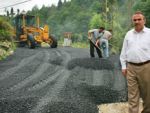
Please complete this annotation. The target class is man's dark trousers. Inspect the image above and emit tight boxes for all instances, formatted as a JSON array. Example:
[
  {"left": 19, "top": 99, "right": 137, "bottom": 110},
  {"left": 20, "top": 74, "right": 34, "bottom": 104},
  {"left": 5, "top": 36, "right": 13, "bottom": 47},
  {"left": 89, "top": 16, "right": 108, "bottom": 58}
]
[{"left": 90, "top": 40, "right": 102, "bottom": 58}]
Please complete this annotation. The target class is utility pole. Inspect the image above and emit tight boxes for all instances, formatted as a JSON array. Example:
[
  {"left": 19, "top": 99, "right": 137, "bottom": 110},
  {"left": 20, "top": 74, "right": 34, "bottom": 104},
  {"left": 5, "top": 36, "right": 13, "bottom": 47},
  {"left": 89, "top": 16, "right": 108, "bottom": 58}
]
[{"left": 105, "top": 0, "right": 109, "bottom": 28}]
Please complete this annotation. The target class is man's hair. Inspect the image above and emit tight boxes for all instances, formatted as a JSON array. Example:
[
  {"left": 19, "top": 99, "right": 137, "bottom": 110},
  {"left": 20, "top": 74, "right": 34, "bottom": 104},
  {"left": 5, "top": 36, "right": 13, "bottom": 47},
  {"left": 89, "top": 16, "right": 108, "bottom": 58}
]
[
  {"left": 133, "top": 11, "right": 145, "bottom": 19},
  {"left": 99, "top": 27, "right": 105, "bottom": 30},
  {"left": 134, "top": 11, "right": 144, "bottom": 15}
]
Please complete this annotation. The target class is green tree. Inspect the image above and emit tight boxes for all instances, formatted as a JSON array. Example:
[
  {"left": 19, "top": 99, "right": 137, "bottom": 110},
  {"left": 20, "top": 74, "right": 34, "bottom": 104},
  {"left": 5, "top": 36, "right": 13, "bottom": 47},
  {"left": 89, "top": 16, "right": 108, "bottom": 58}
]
[
  {"left": 134, "top": 0, "right": 150, "bottom": 27},
  {"left": 17, "top": 9, "right": 20, "bottom": 15},
  {"left": 58, "top": 0, "right": 62, "bottom": 9},
  {"left": 89, "top": 13, "right": 105, "bottom": 29},
  {"left": 10, "top": 7, "right": 15, "bottom": 17},
  {"left": 26, "top": 0, "right": 133, "bottom": 52},
  {"left": 7, "top": 11, "right": 9, "bottom": 17},
  {"left": 90, "top": 1, "right": 101, "bottom": 13},
  {"left": 0, "top": 17, "right": 13, "bottom": 40},
  {"left": 29, "top": 5, "right": 39, "bottom": 16}
]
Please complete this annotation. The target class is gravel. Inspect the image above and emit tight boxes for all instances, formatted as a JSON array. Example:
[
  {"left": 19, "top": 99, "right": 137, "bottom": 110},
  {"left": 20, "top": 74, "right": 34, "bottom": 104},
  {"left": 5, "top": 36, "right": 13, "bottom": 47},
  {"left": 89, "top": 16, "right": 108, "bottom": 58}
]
[{"left": 0, "top": 47, "right": 127, "bottom": 113}]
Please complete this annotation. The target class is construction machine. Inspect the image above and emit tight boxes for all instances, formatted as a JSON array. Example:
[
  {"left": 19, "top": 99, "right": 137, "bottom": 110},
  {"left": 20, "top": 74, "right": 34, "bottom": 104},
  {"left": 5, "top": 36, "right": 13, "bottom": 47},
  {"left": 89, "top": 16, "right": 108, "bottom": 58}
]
[{"left": 13, "top": 13, "right": 57, "bottom": 48}]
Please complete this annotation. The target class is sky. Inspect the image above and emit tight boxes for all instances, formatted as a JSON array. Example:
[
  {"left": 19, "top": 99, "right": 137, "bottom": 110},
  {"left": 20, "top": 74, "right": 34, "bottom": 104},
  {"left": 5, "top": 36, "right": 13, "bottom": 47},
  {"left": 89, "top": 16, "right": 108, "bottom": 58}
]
[{"left": 0, "top": 0, "right": 68, "bottom": 15}]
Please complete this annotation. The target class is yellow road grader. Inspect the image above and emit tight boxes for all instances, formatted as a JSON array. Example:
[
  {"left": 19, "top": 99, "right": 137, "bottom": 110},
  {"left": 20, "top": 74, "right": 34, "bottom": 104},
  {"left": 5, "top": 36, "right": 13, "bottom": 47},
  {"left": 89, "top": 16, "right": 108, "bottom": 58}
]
[{"left": 13, "top": 13, "right": 57, "bottom": 48}]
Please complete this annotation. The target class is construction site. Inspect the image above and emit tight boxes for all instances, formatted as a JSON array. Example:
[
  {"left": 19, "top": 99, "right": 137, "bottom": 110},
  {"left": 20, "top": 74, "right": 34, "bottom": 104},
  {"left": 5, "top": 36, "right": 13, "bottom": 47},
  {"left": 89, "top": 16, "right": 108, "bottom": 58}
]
[{"left": 0, "top": 0, "right": 148, "bottom": 113}]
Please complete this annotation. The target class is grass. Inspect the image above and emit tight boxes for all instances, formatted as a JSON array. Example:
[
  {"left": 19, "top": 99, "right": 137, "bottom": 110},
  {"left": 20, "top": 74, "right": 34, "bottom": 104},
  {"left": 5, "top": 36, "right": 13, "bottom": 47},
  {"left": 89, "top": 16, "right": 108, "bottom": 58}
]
[
  {"left": 58, "top": 40, "right": 89, "bottom": 48},
  {"left": 71, "top": 42, "right": 89, "bottom": 48}
]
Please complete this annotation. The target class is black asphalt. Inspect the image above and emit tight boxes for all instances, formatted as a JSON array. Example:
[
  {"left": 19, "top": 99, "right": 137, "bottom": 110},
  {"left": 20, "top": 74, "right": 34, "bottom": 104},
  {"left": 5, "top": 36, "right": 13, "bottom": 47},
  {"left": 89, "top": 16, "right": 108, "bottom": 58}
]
[{"left": 0, "top": 47, "right": 127, "bottom": 113}]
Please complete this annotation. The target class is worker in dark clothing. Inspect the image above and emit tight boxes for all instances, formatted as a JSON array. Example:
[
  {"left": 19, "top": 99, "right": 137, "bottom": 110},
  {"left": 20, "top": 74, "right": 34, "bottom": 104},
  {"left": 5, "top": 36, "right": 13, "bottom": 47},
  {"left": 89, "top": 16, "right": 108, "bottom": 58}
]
[{"left": 88, "top": 28, "right": 103, "bottom": 58}]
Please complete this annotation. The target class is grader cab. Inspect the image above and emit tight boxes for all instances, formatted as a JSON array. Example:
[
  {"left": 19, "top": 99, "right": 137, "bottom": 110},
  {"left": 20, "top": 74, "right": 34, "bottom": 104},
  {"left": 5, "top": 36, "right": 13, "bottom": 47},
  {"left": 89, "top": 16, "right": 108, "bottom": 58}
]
[{"left": 13, "top": 13, "right": 57, "bottom": 48}]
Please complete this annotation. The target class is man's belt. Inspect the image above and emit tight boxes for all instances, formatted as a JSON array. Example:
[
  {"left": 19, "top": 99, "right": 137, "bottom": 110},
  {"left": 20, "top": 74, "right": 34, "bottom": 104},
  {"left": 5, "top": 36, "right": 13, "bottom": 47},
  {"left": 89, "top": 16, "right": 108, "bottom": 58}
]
[{"left": 128, "top": 60, "right": 150, "bottom": 66}]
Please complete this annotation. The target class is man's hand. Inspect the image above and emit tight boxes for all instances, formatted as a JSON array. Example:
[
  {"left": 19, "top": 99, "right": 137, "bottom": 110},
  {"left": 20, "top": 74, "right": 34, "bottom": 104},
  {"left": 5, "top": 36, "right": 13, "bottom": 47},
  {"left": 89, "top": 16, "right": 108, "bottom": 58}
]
[
  {"left": 122, "top": 69, "right": 127, "bottom": 77},
  {"left": 88, "top": 32, "right": 92, "bottom": 40},
  {"left": 95, "top": 40, "right": 100, "bottom": 47},
  {"left": 88, "top": 36, "right": 92, "bottom": 40}
]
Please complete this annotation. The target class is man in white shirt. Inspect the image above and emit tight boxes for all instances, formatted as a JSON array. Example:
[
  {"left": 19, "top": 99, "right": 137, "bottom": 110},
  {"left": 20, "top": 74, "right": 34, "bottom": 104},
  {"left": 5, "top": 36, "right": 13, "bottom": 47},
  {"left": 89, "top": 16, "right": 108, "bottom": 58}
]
[{"left": 120, "top": 11, "right": 150, "bottom": 113}]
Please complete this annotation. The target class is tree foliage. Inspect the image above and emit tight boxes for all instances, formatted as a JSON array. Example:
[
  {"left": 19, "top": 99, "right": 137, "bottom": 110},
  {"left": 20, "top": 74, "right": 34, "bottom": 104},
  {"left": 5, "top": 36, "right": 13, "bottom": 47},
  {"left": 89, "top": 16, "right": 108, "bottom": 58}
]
[
  {"left": 58, "top": 0, "right": 63, "bottom": 9},
  {"left": 134, "top": 0, "right": 150, "bottom": 27},
  {"left": 89, "top": 14, "right": 104, "bottom": 29},
  {"left": 7, "top": 0, "right": 141, "bottom": 52},
  {"left": 0, "top": 17, "right": 13, "bottom": 40}
]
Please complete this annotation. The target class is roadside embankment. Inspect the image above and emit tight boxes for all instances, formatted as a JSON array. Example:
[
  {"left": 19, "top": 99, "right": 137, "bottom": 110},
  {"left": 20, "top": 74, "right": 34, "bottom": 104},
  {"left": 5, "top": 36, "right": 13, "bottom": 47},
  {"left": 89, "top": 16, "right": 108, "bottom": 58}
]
[{"left": 0, "top": 41, "right": 15, "bottom": 60}]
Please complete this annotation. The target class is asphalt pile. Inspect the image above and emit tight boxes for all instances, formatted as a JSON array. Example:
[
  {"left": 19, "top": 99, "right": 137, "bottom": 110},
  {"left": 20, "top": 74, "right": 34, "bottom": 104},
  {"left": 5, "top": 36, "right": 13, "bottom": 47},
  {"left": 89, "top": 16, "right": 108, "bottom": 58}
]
[
  {"left": 49, "top": 54, "right": 127, "bottom": 113},
  {"left": 67, "top": 58, "right": 114, "bottom": 70},
  {"left": 67, "top": 56, "right": 127, "bottom": 104},
  {"left": 0, "top": 48, "right": 127, "bottom": 113}
]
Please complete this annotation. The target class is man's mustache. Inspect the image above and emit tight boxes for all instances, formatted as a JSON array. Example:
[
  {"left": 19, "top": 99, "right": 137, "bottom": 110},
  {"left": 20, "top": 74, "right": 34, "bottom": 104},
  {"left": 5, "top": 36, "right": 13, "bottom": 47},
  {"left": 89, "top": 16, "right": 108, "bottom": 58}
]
[{"left": 134, "top": 23, "right": 140, "bottom": 26}]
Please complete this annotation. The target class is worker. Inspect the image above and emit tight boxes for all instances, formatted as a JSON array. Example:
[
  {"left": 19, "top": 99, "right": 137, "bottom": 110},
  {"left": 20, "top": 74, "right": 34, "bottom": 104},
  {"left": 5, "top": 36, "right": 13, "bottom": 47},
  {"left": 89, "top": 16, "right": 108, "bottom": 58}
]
[
  {"left": 96, "top": 27, "right": 112, "bottom": 58},
  {"left": 88, "top": 27, "right": 103, "bottom": 58}
]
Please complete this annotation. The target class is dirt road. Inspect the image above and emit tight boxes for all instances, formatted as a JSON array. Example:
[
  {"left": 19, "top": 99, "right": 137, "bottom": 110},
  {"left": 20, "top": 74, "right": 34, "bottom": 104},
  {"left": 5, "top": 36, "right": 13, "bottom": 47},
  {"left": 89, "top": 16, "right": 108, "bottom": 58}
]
[{"left": 0, "top": 47, "right": 127, "bottom": 113}]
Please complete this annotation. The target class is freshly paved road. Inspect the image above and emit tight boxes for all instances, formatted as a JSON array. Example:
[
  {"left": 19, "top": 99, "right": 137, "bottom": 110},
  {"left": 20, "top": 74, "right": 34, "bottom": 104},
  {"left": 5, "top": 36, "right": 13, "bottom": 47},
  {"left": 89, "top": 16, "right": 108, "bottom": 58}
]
[{"left": 0, "top": 47, "right": 127, "bottom": 113}]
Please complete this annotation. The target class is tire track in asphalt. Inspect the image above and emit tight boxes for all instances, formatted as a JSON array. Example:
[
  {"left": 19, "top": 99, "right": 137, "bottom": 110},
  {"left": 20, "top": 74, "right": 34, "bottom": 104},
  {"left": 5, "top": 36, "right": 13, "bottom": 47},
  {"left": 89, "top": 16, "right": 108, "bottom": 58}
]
[
  {"left": 30, "top": 70, "right": 70, "bottom": 113},
  {"left": 57, "top": 50, "right": 72, "bottom": 67},
  {"left": 55, "top": 49, "right": 62, "bottom": 57},
  {"left": 8, "top": 50, "right": 51, "bottom": 91},
  {"left": 0, "top": 51, "right": 42, "bottom": 81},
  {"left": 29, "top": 49, "right": 72, "bottom": 113},
  {"left": 27, "top": 49, "right": 65, "bottom": 91},
  {"left": 8, "top": 49, "right": 71, "bottom": 92},
  {"left": 27, "top": 69, "right": 64, "bottom": 91}
]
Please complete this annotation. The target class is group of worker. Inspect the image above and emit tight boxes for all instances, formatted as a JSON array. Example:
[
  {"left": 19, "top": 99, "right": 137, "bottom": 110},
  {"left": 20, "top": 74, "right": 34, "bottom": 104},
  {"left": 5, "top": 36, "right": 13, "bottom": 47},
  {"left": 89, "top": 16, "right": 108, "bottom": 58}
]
[
  {"left": 88, "top": 27, "right": 112, "bottom": 58},
  {"left": 88, "top": 11, "right": 150, "bottom": 113}
]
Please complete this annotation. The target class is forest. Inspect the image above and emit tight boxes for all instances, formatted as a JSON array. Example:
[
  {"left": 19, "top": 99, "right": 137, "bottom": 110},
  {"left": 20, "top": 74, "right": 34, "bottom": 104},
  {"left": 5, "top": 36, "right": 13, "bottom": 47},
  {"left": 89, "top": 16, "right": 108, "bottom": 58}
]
[{"left": 1, "top": 0, "right": 150, "bottom": 53}]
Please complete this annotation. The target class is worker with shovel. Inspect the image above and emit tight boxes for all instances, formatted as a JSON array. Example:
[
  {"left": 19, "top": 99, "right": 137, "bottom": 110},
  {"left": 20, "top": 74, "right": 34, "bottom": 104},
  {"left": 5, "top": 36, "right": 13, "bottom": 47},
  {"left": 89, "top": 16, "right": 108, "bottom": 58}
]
[{"left": 88, "top": 27, "right": 103, "bottom": 58}]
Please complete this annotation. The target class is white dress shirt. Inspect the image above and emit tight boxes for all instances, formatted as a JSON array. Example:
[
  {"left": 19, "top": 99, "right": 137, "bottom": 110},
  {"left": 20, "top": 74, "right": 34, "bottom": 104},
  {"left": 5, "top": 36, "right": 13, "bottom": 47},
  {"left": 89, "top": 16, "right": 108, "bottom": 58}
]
[{"left": 120, "top": 27, "right": 150, "bottom": 69}]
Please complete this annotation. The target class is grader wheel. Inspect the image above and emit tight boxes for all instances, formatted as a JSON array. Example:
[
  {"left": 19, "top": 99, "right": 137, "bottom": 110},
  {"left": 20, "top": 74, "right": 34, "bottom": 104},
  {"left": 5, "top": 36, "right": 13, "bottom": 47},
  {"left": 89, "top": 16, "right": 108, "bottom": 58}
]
[{"left": 50, "top": 35, "right": 57, "bottom": 48}]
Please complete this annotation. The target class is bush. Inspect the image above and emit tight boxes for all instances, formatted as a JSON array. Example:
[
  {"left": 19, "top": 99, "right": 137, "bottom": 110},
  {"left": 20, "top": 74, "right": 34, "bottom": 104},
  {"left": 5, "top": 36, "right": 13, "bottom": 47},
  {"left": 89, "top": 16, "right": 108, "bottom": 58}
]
[
  {"left": 0, "top": 17, "right": 13, "bottom": 41},
  {"left": 0, "top": 41, "right": 15, "bottom": 60}
]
